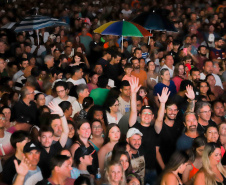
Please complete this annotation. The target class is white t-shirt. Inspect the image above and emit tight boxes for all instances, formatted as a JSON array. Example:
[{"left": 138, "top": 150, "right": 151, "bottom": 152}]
[
  {"left": 161, "top": 64, "right": 175, "bottom": 78},
  {"left": 118, "top": 96, "right": 130, "bottom": 116},
  {"left": 106, "top": 111, "right": 123, "bottom": 124},
  {"left": 66, "top": 78, "right": 86, "bottom": 86}
]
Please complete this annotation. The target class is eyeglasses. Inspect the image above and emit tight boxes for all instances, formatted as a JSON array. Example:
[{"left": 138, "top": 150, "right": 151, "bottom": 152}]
[
  {"left": 142, "top": 112, "right": 152, "bottom": 115},
  {"left": 0, "top": 117, "right": 5, "bottom": 120},
  {"left": 200, "top": 110, "right": 211, "bottom": 114},
  {"left": 93, "top": 126, "right": 102, "bottom": 130}
]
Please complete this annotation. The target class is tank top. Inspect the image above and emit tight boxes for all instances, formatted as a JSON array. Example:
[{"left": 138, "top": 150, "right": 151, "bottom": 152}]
[
  {"left": 189, "top": 163, "right": 199, "bottom": 180},
  {"left": 216, "top": 173, "right": 226, "bottom": 185}
]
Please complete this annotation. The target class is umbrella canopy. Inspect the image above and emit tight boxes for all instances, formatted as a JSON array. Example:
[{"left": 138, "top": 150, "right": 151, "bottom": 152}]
[
  {"left": 132, "top": 10, "right": 178, "bottom": 32},
  {"left": 1, "top": 15, "right": 68, "bottom": 33},
  {"left": 94, "top": 20, "right": 152, "bottom": 37}
]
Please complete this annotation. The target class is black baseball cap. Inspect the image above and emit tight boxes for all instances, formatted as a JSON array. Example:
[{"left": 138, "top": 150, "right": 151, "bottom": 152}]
[
  {"left": 16, "top": 115, "right": 30, "bottom": 124},
  {"left": 74, "top": 146, "right": 95, "bottom": 161},
  {"left": 23, "top": 142, "right": 41, "bottom": 153},
  {"left": 140, "top": 105, "right": 154, "bottom": 114}
]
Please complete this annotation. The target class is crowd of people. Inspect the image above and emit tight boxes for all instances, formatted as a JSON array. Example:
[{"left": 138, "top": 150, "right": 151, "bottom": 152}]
[{"left": 0, "top": 0, "right": 226, "bottom": 184}]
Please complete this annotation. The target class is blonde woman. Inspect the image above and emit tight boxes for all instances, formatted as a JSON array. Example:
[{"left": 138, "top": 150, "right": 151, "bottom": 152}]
[
  {"left": 194, "top": 142, "right": 226, "bottom": 185},
  {"left": 102, "top": 161, "right": 126, "bottom": 185}
]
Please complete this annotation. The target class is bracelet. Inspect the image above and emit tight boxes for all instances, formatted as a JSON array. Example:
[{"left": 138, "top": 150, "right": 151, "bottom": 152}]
[{"left": 60, "top": 115, "right": 65, "bottom": 118}]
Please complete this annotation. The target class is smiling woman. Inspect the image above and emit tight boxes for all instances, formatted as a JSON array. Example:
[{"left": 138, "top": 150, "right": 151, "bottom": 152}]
[{"left": 194, "top": 142, "right": 226, "bottom": 185}]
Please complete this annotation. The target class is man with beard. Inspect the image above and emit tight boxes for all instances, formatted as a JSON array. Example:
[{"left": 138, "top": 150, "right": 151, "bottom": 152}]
[
  {"left": 38, "top": 102, "right": 69, "bottom": 179},
  {"left": 126, "top": 128, "right": 145, "bottom": 185},
  {"left": 131, "top": 57, "right": 147, "bottom": 87},
  {"left": 211, "top": 100, "right": 225, "bottom": 125},
  {"left": 194, "top": 45, "right": 208, "bottom": 72},
  {"left": 189, "top": 68, "right": 200, "bottom": 97},
  {"left": 200, "top": 60, "right": 214, "bottom": 80},
  {"left": 176, "top": 112, "right": 199, "bottom": 151},
  {"left": 13, "top": 141, "right": 43, "bottom": 185},
  {"left": 210, "top": 38, "right": 225, "bottom": 62},
  {"left": 154, "top": 85, "right": 195, "bottom": 169}
]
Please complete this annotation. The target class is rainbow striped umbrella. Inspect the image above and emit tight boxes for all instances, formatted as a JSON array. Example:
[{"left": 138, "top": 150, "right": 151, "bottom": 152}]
[{"left": 94, "top": 20, "right": 152, "bottom": 49}]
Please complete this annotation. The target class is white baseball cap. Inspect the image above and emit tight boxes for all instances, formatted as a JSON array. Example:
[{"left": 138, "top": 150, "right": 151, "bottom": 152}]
[
  {"left": 108, "top": 79, "right": 115, "bottom": 88},
  {"left": 127, "top": 128, "right": 143, "bottom": 138}
]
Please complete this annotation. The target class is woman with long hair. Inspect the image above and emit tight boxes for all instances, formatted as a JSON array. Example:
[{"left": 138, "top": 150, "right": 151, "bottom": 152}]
[
  {"left": 197, "top": 80, "right": 216, "bottom": 102},
  {"left": 105, "top": 97, "right": 123, "bottom": 124},
  {"left": 159, "top": 151, "right": 189, "bottom": 185},
  {"left": 172, "top": 62, "right": 186, "bottom": 92},
  {"left": 98, "top": 123, "right": 121, "bottom": 177},
  {"left": 146, "top": 61, "right": 159, "bottom": 94},
  {"left": 87, "top": 72, "right": 98, "bottom": 93},
  {"left": 194, "top": 142, "right": 226, "bottom": 185},
  {"left": 70, "top": 119, "right": 99, "bottom": 176},
  {"left": 89, "top": 119, "right": 104, "bottom": 152},
  {"left": 182, "top": 136, "right": 206, "bottom": 184},
  {"left": 205, "top": 74, "right": 224, "bottom": 99},
  {"left": 111, "top": 151, "right": 133, "bottom": 176},
  {"left": 103, "top": 161, "right": 126, "bottom": 185}
]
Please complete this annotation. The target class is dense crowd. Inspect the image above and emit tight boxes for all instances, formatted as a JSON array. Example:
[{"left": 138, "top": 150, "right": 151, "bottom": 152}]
[{"left": 0, "top": 0, "right": 226, "bottom": 185}]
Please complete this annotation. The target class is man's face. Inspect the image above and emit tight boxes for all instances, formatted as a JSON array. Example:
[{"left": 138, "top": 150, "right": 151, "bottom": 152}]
[
  {"left": 65, "top": 47, "right": 72, "bottom": 56},
  {"left": 191, "top": 71, "right": 200, "bottom": 82},
  {"left": 0, "top": 42, "right": 6, "bottom": 52},
  {"left": 213, "top": 102, "right": 225, "bottom": 117},
  {"left": 0, "top": 59, "right": 6, "bottom": 70},
  {"left": 132, "top": 59, "right": 140, "bottom": 69},
  {"left": 21, "top": 60, "right": 29, "bottom": 69},
  {"left": 94, "top": 65, "right": 103, "bottom": 75},
  {"left": 128, "top": 134, "right": 142, "bottom": 150},
  {"left": 75, "top": 68, "right": 83, "bottom": 79},
  {"left": 165, "top": 104, "right": 179, "bottom": 120},
  {"left": 184, "top": 114, "right": 198, "bottom": 132},
  {"left": 39, "top": 131, "right": 53, "bottom": 148},
  {"left": 24, "top": 149, "right": 40, "bottom": 167},
  {"left": 134, "top": 50, "right": 142, "bottom": 59},
  {"left": 26, "top": 87, "right": 35, "bottom": 101},
  {"left": 141, "top": 109, "right": 154, "bottom": 125},
  {"left": 198, "top": 105, "right": 211, "bottom": 122},
  {"left": 213, "top": 63, "right": 220, "bottom": 74},
  {"left": 216, "top": 40, "right": 224, "bottom": 48},
  {"left": 54, "top": 51, "right": 61, "bottom": 58},
  {"left": 114, "top": 56, "right": 121, "bottom": 64},
  {"left": 57, "top": 73, "right": 63, "bottom": 79},
  {"left": 51, "top": 119, "right": 62, "bottom": 137},
  {"left": 165, "top": 55, "right": 174, "bottom": 67},
  {"left": 56, "top": 86, "right": 67, "bottom": 99},
  {"left": 203, "top": 61, "right": 213, "bottom": 74},
  {"left": 199, "top": 47, "right": 207, "bottom": 55},
  {"left": 120, "top": 86, "right": 131, "bottom": 97},
  {"left": 58, "top": 159, "right": 73, "bottom": 178}
]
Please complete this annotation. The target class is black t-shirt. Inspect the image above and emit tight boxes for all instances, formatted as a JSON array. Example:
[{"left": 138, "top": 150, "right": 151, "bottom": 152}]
[
  {"left": 38, "top": 141, "right": 63, "bottom": 179},
  {"left": 158, "top": 119, "right": 184, "bottom": 164},
  {"left": 2, "top": 155, "right": 20, "bottom": 184},
  {"left": 197, "top": 120, "right": 217, "bottom": 136},
  {"left": 11, "top": 100, "right": 38, "bottom": 126},
  {"left": 132, "top": 122, "right": 159, "bottom": 170}
]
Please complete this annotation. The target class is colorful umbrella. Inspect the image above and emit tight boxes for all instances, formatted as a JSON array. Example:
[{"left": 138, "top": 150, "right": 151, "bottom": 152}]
[{"left": 94, "top": 20, "right": 152, "bottom": 50}]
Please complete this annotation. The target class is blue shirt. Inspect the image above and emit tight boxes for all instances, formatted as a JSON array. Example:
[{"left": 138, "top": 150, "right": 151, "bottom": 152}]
[{"left": 153, "top": 81, "right": 177, "bottom": 97}]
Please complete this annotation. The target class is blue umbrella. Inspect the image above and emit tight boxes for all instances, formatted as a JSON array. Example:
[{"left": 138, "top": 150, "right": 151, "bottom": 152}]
[
  {"left": 132, "top": 10, "right": 178, "bottom": 32},
  {"left": 1, "top": 15, "right": 68, "bottom": 44}
]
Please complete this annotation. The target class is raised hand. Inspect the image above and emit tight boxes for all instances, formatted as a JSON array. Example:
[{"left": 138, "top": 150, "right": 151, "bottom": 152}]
[
  {"left": 157, "top": 87, "right": 171, "bottom": 103},
  {"left": 185, "top": 85, "right": 195, "bottom": 100},
  {"left": 129, "top": 77, "right": 141, "bottom": 94},
  {"left": 14, "top": 156, "right": 30, "bottom": 177},
  {"left": 48, "top": 102, "right": 64, "bottom": 116}
]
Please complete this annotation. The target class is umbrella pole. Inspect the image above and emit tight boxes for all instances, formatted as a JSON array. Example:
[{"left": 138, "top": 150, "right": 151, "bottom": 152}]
[
  {"left": 37, "top": 30, "right": 39, "bottom": 45},
  {"left": 121, "top": 36, "right": 123, "bottom": 52},
  {"left": 148, "top": 30, "right": 151, "bottom": 45}
]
